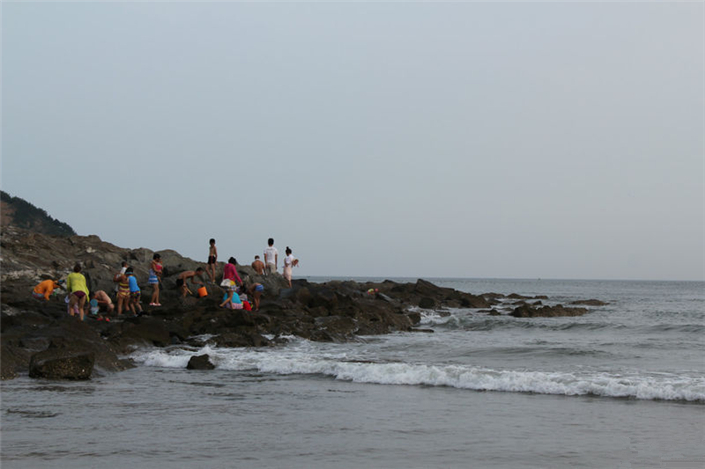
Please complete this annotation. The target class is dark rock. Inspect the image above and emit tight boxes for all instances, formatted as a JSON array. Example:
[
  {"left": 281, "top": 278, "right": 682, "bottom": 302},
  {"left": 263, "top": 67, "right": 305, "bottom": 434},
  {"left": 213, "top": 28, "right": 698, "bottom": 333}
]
[
  {"left": 480, "top": 309, "right": 502, "bottom": 316},
  {"left": 406, "top": 311, "right": 422, "bottom": 325},
  {"left": 29, "top": 349, "right": 94, "bottom": 380},
  {"left": 211, "top": 332, "right": 270, "bottom": 348},
  {"left": 508, "top": 293, "right": 530, "bottom": 300},
  {"left": 187, "top": 354, "right": 215, "bottom": 370},
  {"left": 570, "top": 299, "right": 608, "bottom": 306},
  {"left": 314, "top": 316, "right": 358, "bottom": 341},
  {"left": 114, "top": 317, "right": 171, "bottom": 348},
  {"left": 511, "top": 304, "right": 589, "bottom": 318},
  {"left": 418, "top": 297, "right": 436, "bottom": 309}
]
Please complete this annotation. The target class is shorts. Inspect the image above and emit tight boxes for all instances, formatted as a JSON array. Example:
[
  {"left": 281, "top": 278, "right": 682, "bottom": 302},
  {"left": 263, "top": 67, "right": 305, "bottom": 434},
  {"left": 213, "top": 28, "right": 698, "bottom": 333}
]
[
  {"left": 255, "top": 284, "right": 264, "bottom": 292},
  {"left": 208, "top": 256, "right": 216, "bottom": 265},
  {"left": 148, "top": 274, "right": 159, "bottom": 285},
  {"left": 131, "top": 291, "right": 141, "bottom": 299},
  {"left": 72, "top": 291, "right": 86, "bottom": 299},
  {"left": 176, "top": 279, "right": 184, "bottom": 287},
  {"left": 266, "top": 264, "right": 276, "bottom": 274}
]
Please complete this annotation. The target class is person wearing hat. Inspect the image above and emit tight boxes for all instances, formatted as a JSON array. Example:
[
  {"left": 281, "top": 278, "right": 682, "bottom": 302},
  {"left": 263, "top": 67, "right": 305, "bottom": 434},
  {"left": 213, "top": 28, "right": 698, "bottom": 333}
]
[{"left": 32, "top": 279, "right": 64, "bottom": 300}]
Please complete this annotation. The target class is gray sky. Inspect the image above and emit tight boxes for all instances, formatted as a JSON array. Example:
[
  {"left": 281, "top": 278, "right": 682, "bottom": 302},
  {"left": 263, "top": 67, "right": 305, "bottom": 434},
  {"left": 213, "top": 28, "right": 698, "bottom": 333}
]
[{"left": 2, "top": 1, "right": 703, "bottom": 280}]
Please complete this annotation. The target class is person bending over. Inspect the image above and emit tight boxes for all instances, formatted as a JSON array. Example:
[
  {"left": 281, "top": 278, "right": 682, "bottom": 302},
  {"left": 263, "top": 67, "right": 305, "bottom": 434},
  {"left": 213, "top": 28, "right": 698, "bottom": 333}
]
[{"left": 178, "top": 268, "right": 206, "bottom": 297}]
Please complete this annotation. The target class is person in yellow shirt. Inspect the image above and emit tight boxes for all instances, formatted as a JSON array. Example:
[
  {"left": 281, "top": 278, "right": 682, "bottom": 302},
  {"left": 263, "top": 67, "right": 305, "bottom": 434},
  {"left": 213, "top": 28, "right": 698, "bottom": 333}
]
[
  {"left": 32, "top": 279, "right": 64, "bottom": 300},
  {"left": 66, "top": 263, "right": 89, "bottom": 321}
]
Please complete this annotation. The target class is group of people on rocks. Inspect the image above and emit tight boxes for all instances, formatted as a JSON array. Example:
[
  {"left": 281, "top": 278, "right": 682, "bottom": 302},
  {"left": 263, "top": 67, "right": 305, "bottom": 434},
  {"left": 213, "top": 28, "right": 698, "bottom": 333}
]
[{"left": 31, "top": 237, "right": 299, "bottom": 321}]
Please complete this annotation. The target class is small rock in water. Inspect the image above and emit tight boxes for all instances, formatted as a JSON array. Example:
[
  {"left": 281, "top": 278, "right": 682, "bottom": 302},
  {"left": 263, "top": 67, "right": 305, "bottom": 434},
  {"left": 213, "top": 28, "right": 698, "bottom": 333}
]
[{"left": 187, "top": 354, "right": 215, "bottom": 370}]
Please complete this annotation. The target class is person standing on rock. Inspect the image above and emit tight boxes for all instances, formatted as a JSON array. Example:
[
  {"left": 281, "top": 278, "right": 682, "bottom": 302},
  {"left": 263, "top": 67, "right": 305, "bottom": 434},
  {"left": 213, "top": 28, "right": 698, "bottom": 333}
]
[
  {"left": 149, "top": 253, "right": 163, "bottom": 306},
  {"left": 66, "top": 263, "right": 89, "bottom": 321},
  {"left": 207, "top": 238, "right": 218, "bottom": 283},
  {"left": 219, "top": 257, "right": 243, "bottom": 308},
  {"left": 177, "top": 268, "right": 206, "bottom": 298},
  {"left": 114, "top": 261, "right": 128, "bottom": 300},
  {"left": 264, "top": 238, "right": 278, "bottom": 274},
  {"left": 283, "top": 247, "right": 299, "bottom": 288},
  {"left": 114, "top": 268, "right": 131, "bottom": 316},
  {"left": 126, "top": 268, "right": 144, "bottom": 316}
]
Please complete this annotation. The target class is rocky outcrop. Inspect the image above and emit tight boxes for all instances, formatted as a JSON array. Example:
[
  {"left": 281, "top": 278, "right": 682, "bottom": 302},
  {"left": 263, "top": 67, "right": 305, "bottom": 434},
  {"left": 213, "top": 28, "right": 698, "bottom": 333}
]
[
  {"left": 1, "top": 226, "right": 603, "bottom": 380},
  {"left": 510, "top": 304, "right": 589, "bottom": 318}
]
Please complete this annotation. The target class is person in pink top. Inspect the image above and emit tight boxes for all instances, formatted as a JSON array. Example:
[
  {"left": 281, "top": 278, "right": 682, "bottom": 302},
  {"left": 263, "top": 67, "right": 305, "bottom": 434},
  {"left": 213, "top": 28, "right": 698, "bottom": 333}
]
[{"left": 219, "top": 257, "right": 243, "bottom": 308}]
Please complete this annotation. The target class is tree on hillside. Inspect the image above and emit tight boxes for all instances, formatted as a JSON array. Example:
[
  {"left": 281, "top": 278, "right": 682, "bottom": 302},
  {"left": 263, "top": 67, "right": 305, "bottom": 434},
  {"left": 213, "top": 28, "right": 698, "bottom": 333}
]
[{"left": 1, "top": 191, "right": 76, "bottom": 237}]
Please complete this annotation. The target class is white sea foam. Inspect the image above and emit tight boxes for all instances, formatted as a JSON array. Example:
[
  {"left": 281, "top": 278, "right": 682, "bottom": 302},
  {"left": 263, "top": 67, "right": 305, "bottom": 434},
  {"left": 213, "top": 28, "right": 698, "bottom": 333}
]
[
  {"left": 130, "top": 345, "right": 705, "bottom": 402},
  {"left": 415, "top": 309, "right": 458, "bottom": 326}
]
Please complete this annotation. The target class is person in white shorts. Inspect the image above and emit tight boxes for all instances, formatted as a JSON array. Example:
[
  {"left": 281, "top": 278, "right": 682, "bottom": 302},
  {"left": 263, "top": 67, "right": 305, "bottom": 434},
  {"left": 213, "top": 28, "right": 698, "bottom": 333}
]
[{"left": 264, "top": 238, "right": 278, "bottom": 274}]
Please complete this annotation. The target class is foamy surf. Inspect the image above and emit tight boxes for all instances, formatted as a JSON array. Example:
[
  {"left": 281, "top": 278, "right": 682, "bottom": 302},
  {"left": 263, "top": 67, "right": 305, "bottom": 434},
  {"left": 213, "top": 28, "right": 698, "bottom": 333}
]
[{"left": 130, "top": 345, "right": 705, "bottom": 403}]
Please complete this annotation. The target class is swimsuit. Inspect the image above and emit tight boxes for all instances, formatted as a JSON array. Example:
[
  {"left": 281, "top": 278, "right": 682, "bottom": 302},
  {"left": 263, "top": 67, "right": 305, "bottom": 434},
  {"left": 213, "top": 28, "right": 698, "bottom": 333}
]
[
  {"left": 208, "top": 256, "right": 216, "bottom": 264},
  {"left": 118, "top": 278, "right": 130, "bottom": 299},
  {"left": 148, "top": 269, "right": 159, "bottom": 285}
]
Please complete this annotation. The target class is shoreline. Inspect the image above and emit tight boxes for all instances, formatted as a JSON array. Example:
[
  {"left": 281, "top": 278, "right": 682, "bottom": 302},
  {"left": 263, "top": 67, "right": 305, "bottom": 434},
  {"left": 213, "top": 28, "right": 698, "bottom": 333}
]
[{"left": 1, "top": 227, "right": 599, "bottom": 381}]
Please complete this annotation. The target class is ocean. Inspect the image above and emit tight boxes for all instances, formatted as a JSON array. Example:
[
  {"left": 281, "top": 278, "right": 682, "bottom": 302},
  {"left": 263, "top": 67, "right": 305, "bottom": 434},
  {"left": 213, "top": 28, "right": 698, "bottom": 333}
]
[{"left": 2, "top": 278, "right": 704, "bottom": 468}]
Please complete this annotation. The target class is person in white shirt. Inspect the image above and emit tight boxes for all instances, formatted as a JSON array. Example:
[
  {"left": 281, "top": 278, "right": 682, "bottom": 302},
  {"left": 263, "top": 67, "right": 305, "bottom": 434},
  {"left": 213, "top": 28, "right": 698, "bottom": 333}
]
[
  {"left": 264, "top": 238, "right": 278, "bottom": 274},
  {"left": 283, "top": 246, "right": 299, "bottom": 288}
]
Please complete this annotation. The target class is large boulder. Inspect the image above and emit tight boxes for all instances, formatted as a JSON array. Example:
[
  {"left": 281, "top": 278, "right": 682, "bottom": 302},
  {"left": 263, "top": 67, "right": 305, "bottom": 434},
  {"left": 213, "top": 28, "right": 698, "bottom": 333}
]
[{"left": 29, "top": 349, "right": 95, "bottom": 380}]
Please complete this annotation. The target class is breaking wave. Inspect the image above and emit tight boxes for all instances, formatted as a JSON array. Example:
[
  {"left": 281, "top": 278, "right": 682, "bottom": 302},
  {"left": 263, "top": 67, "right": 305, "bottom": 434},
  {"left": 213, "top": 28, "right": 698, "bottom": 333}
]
[{"left": 131, "top": 345, "right": 705, "bottom": 403}]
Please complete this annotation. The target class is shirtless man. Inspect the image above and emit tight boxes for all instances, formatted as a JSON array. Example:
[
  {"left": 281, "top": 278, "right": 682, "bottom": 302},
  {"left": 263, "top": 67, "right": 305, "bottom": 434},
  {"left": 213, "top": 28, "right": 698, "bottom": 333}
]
[
  {"left": 207, "top": 238, "right": 218, "bottom": 283},
  {"left": 93, "top": 290, "right": 115, "bottom": 314},
  {"left": 251, "top": 256, "right": 265, "bottom": 275},
  {"left": 177, "top": 268, "right": 205, "bottom": 297}
]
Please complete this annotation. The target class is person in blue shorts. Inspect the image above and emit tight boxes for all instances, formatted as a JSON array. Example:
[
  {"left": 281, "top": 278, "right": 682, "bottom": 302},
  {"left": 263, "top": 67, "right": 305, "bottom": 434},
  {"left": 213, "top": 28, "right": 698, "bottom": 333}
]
[{"left": 247, "top": 283, "right": 264, "bottom": 311}]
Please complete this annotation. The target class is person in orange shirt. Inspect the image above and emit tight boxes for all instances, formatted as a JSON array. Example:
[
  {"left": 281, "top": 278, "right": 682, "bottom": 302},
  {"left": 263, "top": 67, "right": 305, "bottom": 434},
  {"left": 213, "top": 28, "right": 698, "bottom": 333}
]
[{"left": 32, "top": 279, "right": 64, "bottom": 300}]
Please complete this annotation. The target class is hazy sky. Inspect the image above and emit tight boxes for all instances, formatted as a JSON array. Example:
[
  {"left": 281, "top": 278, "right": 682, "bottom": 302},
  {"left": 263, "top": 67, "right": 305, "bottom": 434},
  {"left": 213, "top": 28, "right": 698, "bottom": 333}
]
[{"left": 2, "top": 1, "right": 703, "bottom": 280}]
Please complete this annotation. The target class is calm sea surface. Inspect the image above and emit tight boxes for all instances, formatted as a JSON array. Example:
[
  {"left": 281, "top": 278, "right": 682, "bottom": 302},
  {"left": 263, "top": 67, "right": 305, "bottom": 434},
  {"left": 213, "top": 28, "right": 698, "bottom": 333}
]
[{"left": 2, "top": 278, "right": 704, "bottom": 468}]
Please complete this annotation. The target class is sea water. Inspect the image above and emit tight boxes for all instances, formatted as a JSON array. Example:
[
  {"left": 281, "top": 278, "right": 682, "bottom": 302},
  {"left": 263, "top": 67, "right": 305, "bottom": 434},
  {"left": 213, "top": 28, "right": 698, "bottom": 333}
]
[{"left": 2, "top": 278, "right": 704, "bottom": 468}]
